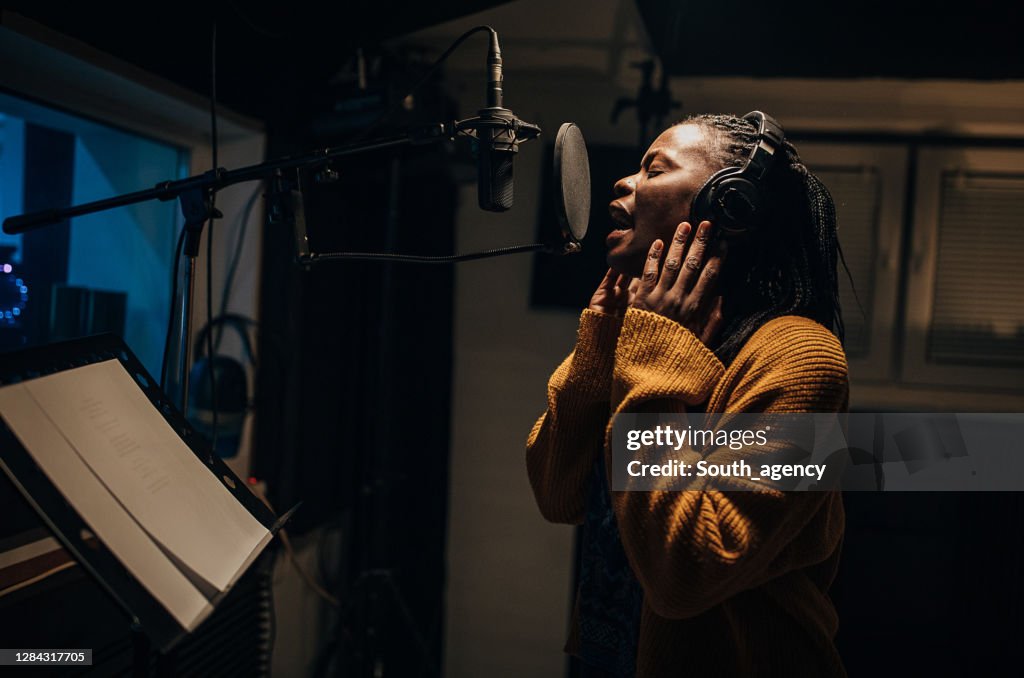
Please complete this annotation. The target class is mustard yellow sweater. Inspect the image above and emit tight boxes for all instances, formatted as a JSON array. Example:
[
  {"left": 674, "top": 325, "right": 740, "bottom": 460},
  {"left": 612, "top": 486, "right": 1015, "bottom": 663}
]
[{"left": 527, "top": 308, "right": 849, "bottom": 677}]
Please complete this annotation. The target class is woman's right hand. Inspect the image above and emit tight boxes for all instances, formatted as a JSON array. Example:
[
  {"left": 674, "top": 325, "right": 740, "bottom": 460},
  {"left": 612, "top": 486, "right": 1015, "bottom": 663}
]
[{"left": 588, "top": 268, "right": 636, "bottom": 318}]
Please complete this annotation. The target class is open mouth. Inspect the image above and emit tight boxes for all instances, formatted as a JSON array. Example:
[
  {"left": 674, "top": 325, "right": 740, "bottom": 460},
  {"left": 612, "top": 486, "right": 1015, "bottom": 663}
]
[
  {"left": 606, "top": 204, "right": 633, "bottom": 247},
  {"left": 608, "top": 204, "right": 633, "bottom": 232}
]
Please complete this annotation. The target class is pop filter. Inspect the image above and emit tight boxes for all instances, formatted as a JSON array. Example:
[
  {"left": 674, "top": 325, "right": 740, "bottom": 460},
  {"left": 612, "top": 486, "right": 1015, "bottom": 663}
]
[{"left": 550, "top": 122, "right": 590, "bottom": 253}]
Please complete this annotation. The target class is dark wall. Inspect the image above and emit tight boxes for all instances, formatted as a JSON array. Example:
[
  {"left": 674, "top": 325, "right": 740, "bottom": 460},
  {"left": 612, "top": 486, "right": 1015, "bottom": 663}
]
[
  {"left": 637, "top": 0, "right": 1024, "bottom": 79},
  {"left": 252, "top": 65, "right": 460, "bottom": 672},
  {"left": 833, "top": 493, "right": 1024, "bottom": 675}
]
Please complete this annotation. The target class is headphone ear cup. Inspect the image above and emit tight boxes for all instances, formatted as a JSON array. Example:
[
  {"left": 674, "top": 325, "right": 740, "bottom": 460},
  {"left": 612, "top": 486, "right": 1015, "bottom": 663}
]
[
  {"left": 713, "top": 177, "right": 764, "bottom": 237},
  {"left": 187, "top": 355, "right": 249, "bottom": 459},
  {"left": 690, "top": 168, "right": 730, "bottom": 227}
]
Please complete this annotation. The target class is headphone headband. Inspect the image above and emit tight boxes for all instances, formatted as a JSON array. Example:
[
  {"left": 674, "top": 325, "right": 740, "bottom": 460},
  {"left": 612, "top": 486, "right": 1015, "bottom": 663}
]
[{"left": 740, "top": 111, "right": 785, "bottom": 182}]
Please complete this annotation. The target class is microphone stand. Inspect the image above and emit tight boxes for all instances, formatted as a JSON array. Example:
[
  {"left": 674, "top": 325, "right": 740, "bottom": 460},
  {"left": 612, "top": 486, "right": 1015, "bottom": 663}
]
[
  {"left": 2, "top": 110, "right": 553, "bottom": 412},
  {"left": 3, "top": 127, "right": 442, "bottom": 413}
]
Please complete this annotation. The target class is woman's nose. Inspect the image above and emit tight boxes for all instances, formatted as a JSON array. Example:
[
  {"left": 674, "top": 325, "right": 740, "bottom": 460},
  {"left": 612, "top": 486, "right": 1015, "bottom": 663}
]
[{"left": 612, "top": 174, "right": 636, "bottom": 198}]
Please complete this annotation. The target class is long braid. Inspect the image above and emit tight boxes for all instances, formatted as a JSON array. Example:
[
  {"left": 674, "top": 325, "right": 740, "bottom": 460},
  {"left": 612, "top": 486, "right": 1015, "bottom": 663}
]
[{"left": 678, "top": 114, "right": 848, "bottom": 365}]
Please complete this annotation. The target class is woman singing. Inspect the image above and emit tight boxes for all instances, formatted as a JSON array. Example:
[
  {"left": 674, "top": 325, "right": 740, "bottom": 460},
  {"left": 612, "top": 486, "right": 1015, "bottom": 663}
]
[{"left": 526, "top": 112, "right": 849, "bottom": 677}]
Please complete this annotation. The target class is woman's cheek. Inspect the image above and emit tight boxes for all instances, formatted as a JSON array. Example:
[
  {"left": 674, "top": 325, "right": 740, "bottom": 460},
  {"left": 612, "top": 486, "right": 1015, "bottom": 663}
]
[{"left": 640, "top": 196, "right": 683, "bottom": 237}]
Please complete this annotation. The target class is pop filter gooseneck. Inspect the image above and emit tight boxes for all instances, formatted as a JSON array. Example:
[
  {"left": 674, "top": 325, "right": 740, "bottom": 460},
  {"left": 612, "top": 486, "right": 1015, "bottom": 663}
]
[{"left": 308, "top": 121, "right": 592, "bottom": 265}]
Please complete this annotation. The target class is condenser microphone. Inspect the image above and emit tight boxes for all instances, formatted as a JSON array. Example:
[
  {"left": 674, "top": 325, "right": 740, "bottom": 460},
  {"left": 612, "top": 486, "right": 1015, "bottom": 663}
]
[
  {"left": 471, "top": 30, "right": 540, "bottom": 212},
  {"left": 477, "top": 110, "right": 516, "bottom": 212}
]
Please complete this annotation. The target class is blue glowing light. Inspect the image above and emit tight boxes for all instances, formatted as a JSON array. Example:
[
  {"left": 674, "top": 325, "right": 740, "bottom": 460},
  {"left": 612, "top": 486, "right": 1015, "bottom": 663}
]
[{"left": 0, "top": 263, "right": 28, "bottom": 325}]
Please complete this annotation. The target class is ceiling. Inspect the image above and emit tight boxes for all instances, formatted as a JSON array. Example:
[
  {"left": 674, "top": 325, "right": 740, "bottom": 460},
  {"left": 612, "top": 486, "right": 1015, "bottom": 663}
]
[
  {"left": 15, "top": 2, "right": 513, "bottom": 122},
  {"left": 14, "top": 0, "right": 1023, "bottom": 131}
]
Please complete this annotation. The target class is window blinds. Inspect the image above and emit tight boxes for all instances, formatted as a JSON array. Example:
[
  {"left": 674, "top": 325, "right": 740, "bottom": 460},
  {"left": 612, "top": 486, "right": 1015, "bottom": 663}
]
[{"left": 927, "top": 173, "right": 1024, "bottom": 367}]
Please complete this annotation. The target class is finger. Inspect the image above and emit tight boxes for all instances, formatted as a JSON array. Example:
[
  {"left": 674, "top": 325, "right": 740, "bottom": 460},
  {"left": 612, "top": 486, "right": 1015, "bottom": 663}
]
[
  {"left": 598, "top": 267, "right": 618, "bottom": 291},
  {"left": 657, "top": 222, "right": 691, "bottom": 292},
  {"left": 639, "top": 240, "right": 664, "bottom": 291},
  {"left": 676, "top": 220, "right": 713, "bottom": 292},
  {"left": 613, "top": 273, "right": 633, "bottom": 305},
  {"left": 691, "top": 239, "right": 726, "bottom": 308}
]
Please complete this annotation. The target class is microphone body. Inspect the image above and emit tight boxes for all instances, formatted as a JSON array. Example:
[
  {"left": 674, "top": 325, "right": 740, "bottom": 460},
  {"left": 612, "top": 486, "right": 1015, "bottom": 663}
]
[{"left": 476, "top": 107, "right": 517, "bottom": 212}]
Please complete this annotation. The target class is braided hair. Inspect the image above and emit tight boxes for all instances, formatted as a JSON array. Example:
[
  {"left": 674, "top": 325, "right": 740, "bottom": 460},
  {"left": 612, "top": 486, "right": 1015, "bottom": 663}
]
[{"left": 678, "top": 114, "right": 848, "bottom": 366}]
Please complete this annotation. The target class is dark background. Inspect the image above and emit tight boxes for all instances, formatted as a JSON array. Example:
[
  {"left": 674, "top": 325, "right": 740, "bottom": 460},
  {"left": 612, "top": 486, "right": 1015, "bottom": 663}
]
[{"left": 17, "top": 1, "right": 1024, "bottom": 126}]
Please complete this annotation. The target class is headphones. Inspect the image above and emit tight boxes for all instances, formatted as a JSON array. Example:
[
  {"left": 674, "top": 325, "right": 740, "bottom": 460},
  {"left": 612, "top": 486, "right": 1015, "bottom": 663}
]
[
  {"left": 690, "top": 110, "right": 786, "bottom": 239},
  {"left": 193, "top": 313, "right": 257, "bottom": 367},
  {"left": 188, "top": 313, "right": 257, "bottom": 459}
]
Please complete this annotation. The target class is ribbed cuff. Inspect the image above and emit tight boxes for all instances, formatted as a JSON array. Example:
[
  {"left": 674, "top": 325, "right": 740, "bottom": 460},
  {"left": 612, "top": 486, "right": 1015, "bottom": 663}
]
[
  {"left": 613, "top": 307, "right": 725, "bottom": 406},
  {"left": 564, "top": 309, "right": 624, "bottom": 397}
]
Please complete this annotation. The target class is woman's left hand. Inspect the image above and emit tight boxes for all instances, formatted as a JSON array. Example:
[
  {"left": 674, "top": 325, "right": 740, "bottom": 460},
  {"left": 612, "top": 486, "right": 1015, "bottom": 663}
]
[{"left": 630, "top": 220, "right": 727, "bottom": 346}]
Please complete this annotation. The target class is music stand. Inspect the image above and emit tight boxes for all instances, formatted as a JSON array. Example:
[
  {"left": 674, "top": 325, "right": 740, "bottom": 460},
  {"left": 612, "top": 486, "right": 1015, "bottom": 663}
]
[{"left": 0, "top": 333, "right": 292, "bottom": 653}]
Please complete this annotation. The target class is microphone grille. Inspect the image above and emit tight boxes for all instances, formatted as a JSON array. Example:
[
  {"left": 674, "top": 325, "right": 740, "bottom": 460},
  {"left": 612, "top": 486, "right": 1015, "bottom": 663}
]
[{"left": 479, "top": 149, "right": 514, "bottom": 212}]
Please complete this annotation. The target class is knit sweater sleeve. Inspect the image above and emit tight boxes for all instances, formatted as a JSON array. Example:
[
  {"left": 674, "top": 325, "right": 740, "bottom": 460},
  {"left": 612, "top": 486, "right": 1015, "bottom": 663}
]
[
  {"left": 526, "top": 309, "right": 623, "bottom": 525},
  {"left": 608, "top": 308, "right": 848, "bottom": 619}
]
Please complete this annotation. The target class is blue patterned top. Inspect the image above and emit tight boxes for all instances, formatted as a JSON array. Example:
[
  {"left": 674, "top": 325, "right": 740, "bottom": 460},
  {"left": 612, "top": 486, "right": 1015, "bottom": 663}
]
[{"left": 578, "top": 455, "right": 644, "bottom": 677}]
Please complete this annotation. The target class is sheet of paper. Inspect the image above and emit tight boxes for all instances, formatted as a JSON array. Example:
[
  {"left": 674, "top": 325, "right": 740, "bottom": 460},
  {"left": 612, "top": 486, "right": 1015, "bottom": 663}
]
[
  {"left": 0, "top": 385, "right": 212, "bottom": 630},
  {"left": 19, "top": 359, "right": 270, "bottom": 592}
]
